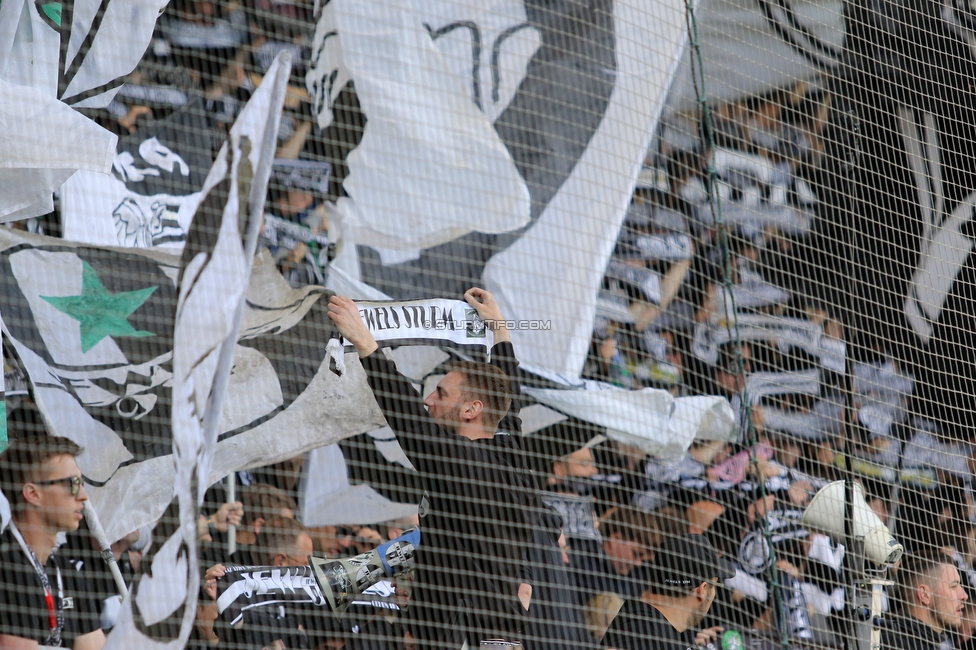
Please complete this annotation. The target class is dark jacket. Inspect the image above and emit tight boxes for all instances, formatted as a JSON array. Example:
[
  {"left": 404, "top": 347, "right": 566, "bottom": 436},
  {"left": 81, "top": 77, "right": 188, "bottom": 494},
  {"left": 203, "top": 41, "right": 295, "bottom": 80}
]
[
  {"left": 880, "top": 614, "right": 950, "bottom": 650},
  {"left": 522, "top": 508, "right": 599, "bottom": 650},
  {"left": 360, "top": 341, "right": 539, "bottom": 646}
]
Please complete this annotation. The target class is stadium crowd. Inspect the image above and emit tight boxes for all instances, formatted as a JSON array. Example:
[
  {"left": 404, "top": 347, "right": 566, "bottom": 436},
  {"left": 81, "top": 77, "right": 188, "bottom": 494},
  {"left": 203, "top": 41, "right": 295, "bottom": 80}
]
[{"left": 1, "top": 1, "right": 976, "bottom": 650}]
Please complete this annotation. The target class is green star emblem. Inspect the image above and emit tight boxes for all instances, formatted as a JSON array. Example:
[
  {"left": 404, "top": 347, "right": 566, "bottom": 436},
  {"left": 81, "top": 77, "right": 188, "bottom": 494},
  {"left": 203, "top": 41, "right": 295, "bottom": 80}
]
[{"left": 42, "top": 261, "right": 158, "bottom": 353}]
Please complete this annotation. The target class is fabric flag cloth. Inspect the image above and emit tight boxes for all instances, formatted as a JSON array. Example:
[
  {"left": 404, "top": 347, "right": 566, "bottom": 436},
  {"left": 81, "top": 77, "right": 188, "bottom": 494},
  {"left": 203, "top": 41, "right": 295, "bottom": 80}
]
[
  {"left": 307, "top": 0, "right": 686, "bottom": 382},
  {"left": 0, "top": 79, "right": 117, "bottom": 221},
  {"left": 806, "top": 0, "right": 976, "bottom": 438},
  {"left": 0, "top": 58, "right": 389, "bottom": 544},
  {"left": 300, "top": 441, "right": 417, "bottom": 528},
  {"left": 306, "top": 0, "right": 531, "bottom": 250},
  {"left": 0, "top": 0, "right": 170, "bottom": 107},
  {"left": 484, "top": 0, "right": 687, "bottom": 380},
  {"left": 61, "top": 99, "right": 214, "bottom": 249},
  {"left": 0, "top": 0, "right": 168, "bottom": 219},
  {"left": 524, "top": 383, "right": 735, "bottom": 459},
  {"left": 105, "top": 52, "right": 290, "bottom": 649}
]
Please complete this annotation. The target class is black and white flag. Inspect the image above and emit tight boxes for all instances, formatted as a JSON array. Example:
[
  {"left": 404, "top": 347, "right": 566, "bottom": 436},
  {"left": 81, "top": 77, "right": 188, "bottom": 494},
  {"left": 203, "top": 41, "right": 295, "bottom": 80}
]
[
  {"left": 306, "top": 0, "right": 688, "bottom": 380},
  {"left": 106, "top": 52, "right": 290, "bottom": 649},
  {"left": 0, "top": 55, "right": 388, "bottom": 544},
  {"left": 0, "top": 0, "right": 170, "bottom": 219},
  {"left": 0, "top": 230, "right": 387, "bottom": 543},
  {"left": 812, "top": 0, "right": 976, "bottom": 437},
  {"left": 61, "top": 99, "right": 214, "bottom": 249}
]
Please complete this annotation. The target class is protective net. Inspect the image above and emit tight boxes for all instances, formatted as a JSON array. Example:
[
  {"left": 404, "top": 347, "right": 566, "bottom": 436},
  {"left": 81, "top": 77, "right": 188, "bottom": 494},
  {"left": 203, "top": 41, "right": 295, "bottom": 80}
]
[{"left": 0, "top": 0, "right": 974, "bottom": 648}]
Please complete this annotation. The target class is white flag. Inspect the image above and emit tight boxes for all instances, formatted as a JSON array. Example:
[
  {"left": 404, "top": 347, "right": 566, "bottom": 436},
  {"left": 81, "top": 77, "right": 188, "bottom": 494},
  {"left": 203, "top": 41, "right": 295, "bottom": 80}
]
[
  {"left": 306, "top": 0, "right": 531, "bottom": 250},
  {"left": 105, "top": 53, "right": 291, "bottom": 649},
  {"left": 0, "top": 56, "right": 388, "bottom": 545},
  {"left": 0, "top": 0, "right": 169, "bottom": 106},
  {"left": 0, "top": 0, "right": 168, "bottom": 220},
  {"left": 0, "top": 80, "right": 117, "bottom": 221},
  {"left": 525, "top": 383, "right": 735, "bottom": 459}
]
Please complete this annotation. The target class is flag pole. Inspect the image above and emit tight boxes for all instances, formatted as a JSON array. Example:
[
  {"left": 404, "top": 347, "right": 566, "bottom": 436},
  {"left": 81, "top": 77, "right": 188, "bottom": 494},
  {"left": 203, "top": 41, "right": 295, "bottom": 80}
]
[
  {"left": 83, "top": 501, "right": 129, "bottom": 599},
  {"left": 226, "top": 474, "right": 237, "bottom": 555}
]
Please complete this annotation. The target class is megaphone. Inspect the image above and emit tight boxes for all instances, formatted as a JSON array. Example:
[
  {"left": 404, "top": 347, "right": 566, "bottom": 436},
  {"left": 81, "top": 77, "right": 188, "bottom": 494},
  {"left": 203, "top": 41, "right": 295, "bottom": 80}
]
[
  {"left": 216, "top": 528, "right": 420, "bottom": 625},
  {"left": 309, "top": 527, "right": 420, "bottom": 616},
  {"left": 800, "top": 480, "right": 903, "bottom": 567}
]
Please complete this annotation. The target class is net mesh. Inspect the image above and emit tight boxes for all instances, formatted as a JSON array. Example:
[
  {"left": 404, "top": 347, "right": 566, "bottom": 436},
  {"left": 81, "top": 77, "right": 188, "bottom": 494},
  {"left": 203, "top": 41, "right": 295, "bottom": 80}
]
[{"left": 0, "top": 0, "right": 974, "bottom": 648}]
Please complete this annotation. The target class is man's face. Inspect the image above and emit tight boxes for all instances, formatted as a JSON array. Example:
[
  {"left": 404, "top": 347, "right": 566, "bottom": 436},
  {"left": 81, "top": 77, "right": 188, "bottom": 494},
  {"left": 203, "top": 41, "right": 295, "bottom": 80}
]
[
  {"left": 29, "top": 455, "right": 87, "bottom": 533},
  {"left": 604, "top": 534, "right": 643, "bottom": 576},
  {"left": 554, "top": 446, "right": 598, "bottom": 479},
  {"left": 687, "top": 580, "right": 718, "bottom": 629},
  {"left": 929, "top": 564, "right": 969, "bottom": 630},
  {"left": 275, "top": 533, "right": 315, "bottom": 567},
  {"left": 424, "top": 372, "right": 475, "bottom": 431}
]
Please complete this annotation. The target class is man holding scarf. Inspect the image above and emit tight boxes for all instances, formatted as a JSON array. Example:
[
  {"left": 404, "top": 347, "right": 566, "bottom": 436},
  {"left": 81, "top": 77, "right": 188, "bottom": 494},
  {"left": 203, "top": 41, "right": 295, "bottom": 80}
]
[{"left": 328, "top": 287, "right": 538, "bottom": 649}]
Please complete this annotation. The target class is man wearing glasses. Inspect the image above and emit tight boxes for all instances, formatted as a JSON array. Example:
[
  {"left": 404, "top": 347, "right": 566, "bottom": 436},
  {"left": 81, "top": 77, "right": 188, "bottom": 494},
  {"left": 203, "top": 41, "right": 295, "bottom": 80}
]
[{"left": 0, "top": 435, "right": 105, "bottom": 649}]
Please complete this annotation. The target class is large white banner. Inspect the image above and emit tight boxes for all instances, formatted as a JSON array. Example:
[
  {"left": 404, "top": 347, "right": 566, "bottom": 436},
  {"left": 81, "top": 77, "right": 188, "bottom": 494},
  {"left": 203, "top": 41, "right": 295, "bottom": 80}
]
[
  {"left": 305, "top": 0, "right": 687, "bottom": 381},
  {"left": 106, "top": 51, "right": 283, "bottom": 644},
  {"left": 306, "top": 0, "right": 532, "bottom": 250},
  {"left": 484, "top": 0, "right": 688, "bottom": 380}
]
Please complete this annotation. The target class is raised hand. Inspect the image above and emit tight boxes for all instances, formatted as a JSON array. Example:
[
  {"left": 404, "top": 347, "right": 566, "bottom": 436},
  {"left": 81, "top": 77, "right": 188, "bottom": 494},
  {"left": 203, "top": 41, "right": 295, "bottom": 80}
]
[
  {"left": 464, "top": 287, "right": 510, "bottom": 343},
  {"left": 327, "top": 295, "right": 379, "bottom": 358}
]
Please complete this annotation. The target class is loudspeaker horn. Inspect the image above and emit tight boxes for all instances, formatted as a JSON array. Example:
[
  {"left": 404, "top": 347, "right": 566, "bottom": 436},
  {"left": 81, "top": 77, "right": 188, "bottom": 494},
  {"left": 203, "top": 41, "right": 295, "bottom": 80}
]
[{"left": 800, "top": 480, "right": 903, "bottom": 567}]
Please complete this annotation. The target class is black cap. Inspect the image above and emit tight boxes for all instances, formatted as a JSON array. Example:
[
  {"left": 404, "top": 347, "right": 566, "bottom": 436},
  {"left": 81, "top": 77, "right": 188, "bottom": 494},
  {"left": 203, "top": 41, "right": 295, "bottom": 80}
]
[
  {"left": 648, "top": 534, "right": 736, "bottom": 592},
  {"left": 523, "top": 419, "right": 606, "bottom": 475}
]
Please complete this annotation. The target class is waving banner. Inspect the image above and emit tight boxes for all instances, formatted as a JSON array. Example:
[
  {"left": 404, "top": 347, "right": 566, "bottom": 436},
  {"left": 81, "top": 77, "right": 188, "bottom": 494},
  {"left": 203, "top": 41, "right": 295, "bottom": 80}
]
[
  {"left": 61, "top": 100, "right": 213, "bottom": 249},
  {"left": 0, "top": 0, "right": 170, "bottom": 219},
  {"left": 307, "top": 0, "right": 687, "bottom": 380}
]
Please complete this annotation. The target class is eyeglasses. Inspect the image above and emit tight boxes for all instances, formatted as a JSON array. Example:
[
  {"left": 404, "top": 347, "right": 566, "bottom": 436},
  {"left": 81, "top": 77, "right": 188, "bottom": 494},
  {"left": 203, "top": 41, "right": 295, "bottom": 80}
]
[{"left": 33, "top": 475, "right": 84, "bottom": 496}]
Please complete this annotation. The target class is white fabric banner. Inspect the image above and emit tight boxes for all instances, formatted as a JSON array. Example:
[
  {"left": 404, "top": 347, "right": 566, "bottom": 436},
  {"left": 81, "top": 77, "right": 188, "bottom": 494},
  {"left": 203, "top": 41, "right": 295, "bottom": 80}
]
[
  {"left": 525, "top": 383, "right": 735, "bottom": 459},
  {"left": 0, "top": 0, "right": 169, "bottom": 106},
  {"left": 306, "top": 0, "right": 531, "bottom": 250},
  {"left": 484, "top": 0, "right": 688, "bottom": 379},
  {"left": 107, "top": 54, "right": 286, "bottom": 647},
  {"left": 60, "top": 172, "right": 202, "bottom": 250},
  {"left": 0, "top": 0, "right": 166, "bottom": 220},
  {"left": 0, "top": 79, "right": 117, "bottom": 221}
]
